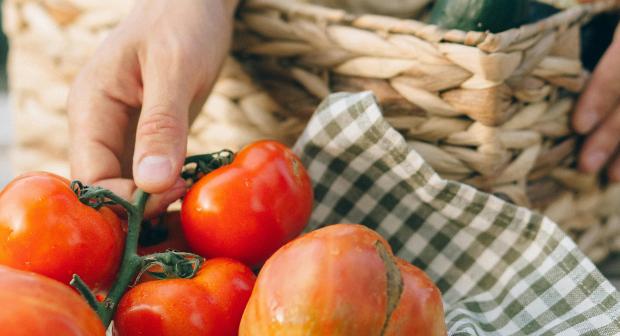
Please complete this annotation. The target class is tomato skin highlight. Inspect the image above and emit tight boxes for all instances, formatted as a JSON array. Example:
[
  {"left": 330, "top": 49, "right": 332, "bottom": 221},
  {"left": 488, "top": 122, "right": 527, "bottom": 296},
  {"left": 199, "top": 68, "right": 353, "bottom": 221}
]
[
  {"left": 0, "top": 265, "right": 106, "bottom": 336},
  {"left": 114, "top": 258, "right": 256, "bottom": 336},
  {"left": 0, "top": 172, "right": 125, "bottom": 290},
  {"left": 181, "top": 140, "right": 313, "bottom": 267}
]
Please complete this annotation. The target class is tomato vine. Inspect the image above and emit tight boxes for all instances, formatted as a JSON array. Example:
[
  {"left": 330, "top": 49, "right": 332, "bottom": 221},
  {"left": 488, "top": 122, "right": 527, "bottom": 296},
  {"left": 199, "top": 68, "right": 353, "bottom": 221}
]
[
  {"left": 68, "top": 149, "right": 237, "bottom": 327},
  {"left": 70, "top": 183, "right": 202, "bottom": 327}
]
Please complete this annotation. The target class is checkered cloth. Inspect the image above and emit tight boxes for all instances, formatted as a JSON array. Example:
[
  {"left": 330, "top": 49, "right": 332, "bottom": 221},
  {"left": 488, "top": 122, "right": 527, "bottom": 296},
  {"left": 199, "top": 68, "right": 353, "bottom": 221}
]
[{"left": 293, "top": 92, "right": 620, "bottom": 335}]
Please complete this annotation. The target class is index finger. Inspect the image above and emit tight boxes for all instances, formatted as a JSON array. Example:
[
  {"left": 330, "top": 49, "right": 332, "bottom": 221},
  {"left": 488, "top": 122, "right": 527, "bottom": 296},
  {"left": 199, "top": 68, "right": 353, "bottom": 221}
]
[
  {"left": 67, "top": 80, "right": 186, "bottom": 218},
  {"left": 67, "top": 75, "right": 134, "bottom": 185}
]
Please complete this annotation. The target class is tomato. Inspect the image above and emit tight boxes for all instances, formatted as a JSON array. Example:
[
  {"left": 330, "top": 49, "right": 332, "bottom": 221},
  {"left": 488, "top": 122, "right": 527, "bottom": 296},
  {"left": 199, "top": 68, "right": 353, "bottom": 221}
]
[
  {"left": 385, "top": 258, "right": 446, "bottom": 335},
  {"left": 114, "top": 258, "right": 256, "bottom": 336},
  {"left": 239, "top": 224, "right": 447, "bottom": 336},
  {"left": 0, "top": 172, "right": 125, "bottom": 290},
  {"left": 0, "top": 265, "right": 106, "bottom": 336},
  {"left": 138, "top": 212, "right": 190, "bottom": 256},
  {"left": 181, "top": 140, "right": 313, "bottom": 267}
]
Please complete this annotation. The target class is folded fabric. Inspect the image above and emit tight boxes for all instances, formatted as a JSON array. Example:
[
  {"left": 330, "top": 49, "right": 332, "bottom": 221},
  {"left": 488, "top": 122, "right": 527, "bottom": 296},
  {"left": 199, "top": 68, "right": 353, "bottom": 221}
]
[{"left": 293, "top": 92, "right": 620, "bottom": 335}]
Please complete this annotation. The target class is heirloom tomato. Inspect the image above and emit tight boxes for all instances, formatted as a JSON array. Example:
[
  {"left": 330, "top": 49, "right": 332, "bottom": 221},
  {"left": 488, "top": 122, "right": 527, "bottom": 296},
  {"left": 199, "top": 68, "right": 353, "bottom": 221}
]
[
  {"left": 114, "top": 258, "right": 256, "bottom": 336},
  {"left": 0, "top": 172, "right": 125, "bottom": 290},
  {"left": 0, "top": 265, "right": 106, "bottom": 336},
  {"left": 240, "top": 224, "right": 447, "bottom": 336},
  {"left": 181, "top": 140, "right": 313, "bottom": 267}
]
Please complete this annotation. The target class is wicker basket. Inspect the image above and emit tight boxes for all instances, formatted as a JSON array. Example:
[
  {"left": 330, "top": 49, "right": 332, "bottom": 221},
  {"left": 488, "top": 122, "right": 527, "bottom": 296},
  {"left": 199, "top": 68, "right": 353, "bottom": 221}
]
[
  {"left": 231, "top": 0, "right": 620, "bottom": 263},
  {"left": 2, "top": 0, "right": 304, "bottom": 175},
  {"left": 3, "top": 0, "right": 620, "bottom": 262}
]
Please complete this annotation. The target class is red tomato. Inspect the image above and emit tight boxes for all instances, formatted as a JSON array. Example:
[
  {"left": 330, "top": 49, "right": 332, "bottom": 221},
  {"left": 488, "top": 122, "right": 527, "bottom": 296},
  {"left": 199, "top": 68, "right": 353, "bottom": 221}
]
[
  {"left": 385, "top": 258, "right": 446, "bottom": 335},
  {"left": 181, "top": 140, "right": 313, "bottom": 267},
  {"left": 0, "top": 265, "right": 106, "bottom": 336},
  {"left": 138, "top": 212, "right": 190, "bottom": 256},
  {"left": 240, "top": 224, "right": 447, "bottom": 335},
  {"left": 114, "top": 258, "right": 256, "bottom": 336},
  {"left": 0, "top": 172, "right": 125, "bottom": 290}
]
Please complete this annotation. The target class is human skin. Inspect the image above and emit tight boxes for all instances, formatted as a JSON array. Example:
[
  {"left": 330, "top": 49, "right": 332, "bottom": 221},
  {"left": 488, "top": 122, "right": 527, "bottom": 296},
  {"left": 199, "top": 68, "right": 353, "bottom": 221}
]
[
  {"left": 67, "top": 0, "right": 238, "bottom": 217},
  {"left": 574, "top": 24, "right": 620, "bottom": 181}
]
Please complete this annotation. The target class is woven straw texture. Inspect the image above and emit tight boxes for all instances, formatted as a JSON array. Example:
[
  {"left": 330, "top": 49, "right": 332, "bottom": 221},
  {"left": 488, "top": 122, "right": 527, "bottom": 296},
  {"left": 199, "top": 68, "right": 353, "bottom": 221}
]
[
  {"left": 2, "top": 0, "right": 303, "bottom": 175},
  {"left": 3, "top": 0, "right": 620, "bottom": 262},
  {"left": 231, "top": 0, "right": 620, "bottom": 263}
]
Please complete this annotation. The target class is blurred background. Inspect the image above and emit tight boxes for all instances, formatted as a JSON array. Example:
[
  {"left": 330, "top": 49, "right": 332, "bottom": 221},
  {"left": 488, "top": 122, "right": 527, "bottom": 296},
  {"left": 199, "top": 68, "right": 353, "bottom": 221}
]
[{"left": 0, "top": 0, "right": 10, "bottom": 188}]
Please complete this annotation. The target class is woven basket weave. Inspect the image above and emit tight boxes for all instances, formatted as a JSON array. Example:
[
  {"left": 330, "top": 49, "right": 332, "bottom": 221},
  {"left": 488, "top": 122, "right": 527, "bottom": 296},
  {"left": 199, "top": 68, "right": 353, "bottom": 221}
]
[
  {"left": 3, "top": 0, "right": 620, "bottom": 262},
  {"left": 227, "top": 0, "right": 620, "bottom": 263},
  {"left": 2, "top": 0, "right": 305, "bottom": 174}
]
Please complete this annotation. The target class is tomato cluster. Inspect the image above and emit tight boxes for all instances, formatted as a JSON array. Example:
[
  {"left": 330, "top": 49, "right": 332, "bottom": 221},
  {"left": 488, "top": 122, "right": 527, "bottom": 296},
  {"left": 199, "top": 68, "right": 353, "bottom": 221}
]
[{"left": 0, "top": 140, "right": 446, "bottom": 336}]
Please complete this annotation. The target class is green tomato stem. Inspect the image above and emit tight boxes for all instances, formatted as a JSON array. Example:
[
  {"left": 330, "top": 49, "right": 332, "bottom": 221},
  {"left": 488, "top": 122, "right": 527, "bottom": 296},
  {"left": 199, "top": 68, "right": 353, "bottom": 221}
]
[
  {"left": 70, "top": 274, "right": 106, "bottom": 317},
  {"left": 182, "top": 149, "right": 235, "bottom": 183},
  {"left": 98, "top": 189, "right": 149, "bottom": 326},
  {"left": 139, "top": 251, "right": 204, "bottom": 281},
  {"left": 71, "top": 148, "right": 233, "bottom": 328}
]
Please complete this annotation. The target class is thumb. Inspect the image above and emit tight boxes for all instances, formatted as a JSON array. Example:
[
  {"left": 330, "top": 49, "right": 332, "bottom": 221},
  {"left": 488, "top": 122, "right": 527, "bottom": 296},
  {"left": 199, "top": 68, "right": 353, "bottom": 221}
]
[{"left": 133, "top": 67, "right": 192, "bottom": 193}]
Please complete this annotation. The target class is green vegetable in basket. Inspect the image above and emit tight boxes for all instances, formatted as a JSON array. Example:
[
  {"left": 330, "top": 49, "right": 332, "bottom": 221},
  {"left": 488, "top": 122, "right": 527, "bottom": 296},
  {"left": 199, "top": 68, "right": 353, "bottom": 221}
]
[{"left": 430, "top": 0, "right": 530, "bottom": 33}]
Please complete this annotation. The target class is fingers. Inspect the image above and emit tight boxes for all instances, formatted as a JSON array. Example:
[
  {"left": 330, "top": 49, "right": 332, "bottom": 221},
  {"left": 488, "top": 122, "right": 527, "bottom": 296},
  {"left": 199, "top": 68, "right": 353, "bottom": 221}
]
[
  {"left": 573, "top": 38, "right": 620, "bottom": 134},
  {"left": 68, "top": 37, "right": 142, "bottom": 185},
  {"left": 579, "top": 104, "right": 620, "bottom": 174},
  {"left": 132, "top": 43, "right": 194, "bottom": 194},
  {"left": 68, "top": 72, "right": 134, "bottom": 185},
  {"left": 93, "top": 177, "right": 187, "bottom": 219}
]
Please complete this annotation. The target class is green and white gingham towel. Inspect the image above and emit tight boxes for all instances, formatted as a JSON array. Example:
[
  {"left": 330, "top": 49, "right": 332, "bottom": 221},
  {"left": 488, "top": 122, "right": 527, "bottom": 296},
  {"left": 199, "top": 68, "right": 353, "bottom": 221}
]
[{"left": 293, "top": 92, "right": 620, "bottom": 335}]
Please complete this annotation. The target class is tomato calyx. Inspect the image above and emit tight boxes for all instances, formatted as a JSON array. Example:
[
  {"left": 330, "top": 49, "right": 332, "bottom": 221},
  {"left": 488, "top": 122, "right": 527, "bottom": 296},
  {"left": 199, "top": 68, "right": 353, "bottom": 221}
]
[
  {"left": 71, "top": 181, "right": 134, "bottom": 211},
  {"left": 182, "top": 149, "right": 235, "bottom": 183},
  {"left": 138, "top": 251, "right": 203, "bottom": 281}
]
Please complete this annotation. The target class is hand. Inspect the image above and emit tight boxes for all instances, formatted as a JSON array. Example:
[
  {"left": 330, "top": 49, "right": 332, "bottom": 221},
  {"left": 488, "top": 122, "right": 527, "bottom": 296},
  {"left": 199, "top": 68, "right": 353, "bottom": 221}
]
[
  {"left": 68, "top": 0, "right": 238, "bottom": 217},
  {"left": 573, "top": 24, "right": 620, "bottom": 182}
]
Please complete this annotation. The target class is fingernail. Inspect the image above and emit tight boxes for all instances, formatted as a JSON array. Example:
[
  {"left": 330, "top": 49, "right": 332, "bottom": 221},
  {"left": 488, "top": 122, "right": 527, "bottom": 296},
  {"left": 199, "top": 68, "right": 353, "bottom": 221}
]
[
  {"left": 584, "top": 151, "right": 607, "bottom": 172},
  {"left": 137, "top": 156, "right": 173, "bottom": 186}
]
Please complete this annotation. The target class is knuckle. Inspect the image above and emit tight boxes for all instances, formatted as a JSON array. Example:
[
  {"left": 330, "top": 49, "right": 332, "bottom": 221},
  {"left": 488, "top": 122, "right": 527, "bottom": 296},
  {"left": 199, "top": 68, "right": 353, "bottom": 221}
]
[{"left": 137, "top": 108, "right": 185, "bottom": 144}]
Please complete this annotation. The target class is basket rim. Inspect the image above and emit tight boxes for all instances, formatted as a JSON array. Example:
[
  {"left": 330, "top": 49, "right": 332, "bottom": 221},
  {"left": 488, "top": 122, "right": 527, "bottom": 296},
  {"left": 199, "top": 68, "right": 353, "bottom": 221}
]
[{"left": 242, "top": 0, "right": 620, "bottom": 52}]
